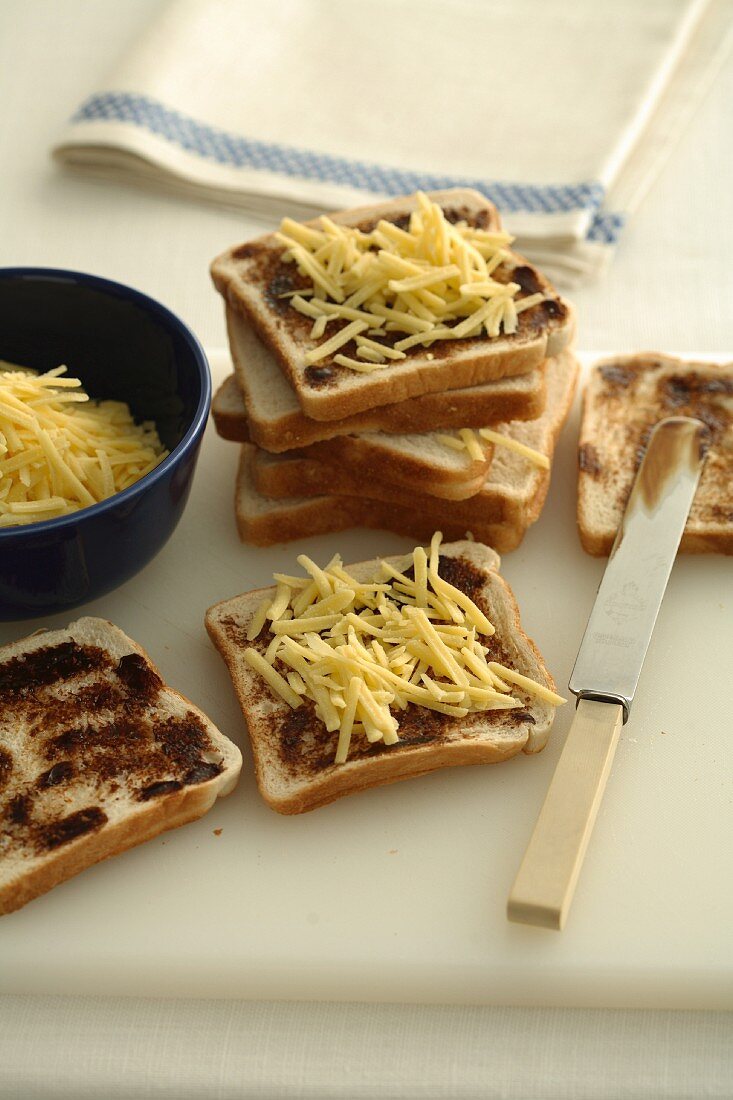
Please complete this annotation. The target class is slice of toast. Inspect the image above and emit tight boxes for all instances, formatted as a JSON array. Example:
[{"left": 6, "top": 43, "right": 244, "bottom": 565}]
[
  {"left": 578, "top": 354, "right": 733, "bottom": 555},
  {"left": 251, "top": 350, "right": 580, "bottom": 527},
  {"left": 205, "top": 540, "right": 557, "bottom": 814},
  {"left": 211, "top": 189, "right": 575, "bottom": 421},
  {"left": 234, "top": 444, "right": 527, "bottom": 552},
  {"left": 214, "top": 307, "right": 548, "bottom": 450},
  {"left": 290, "top": 425, "right": 494, "bottom": 501},
  {"left": 0, "top": 618, "right": 242, "bottom": 915}
]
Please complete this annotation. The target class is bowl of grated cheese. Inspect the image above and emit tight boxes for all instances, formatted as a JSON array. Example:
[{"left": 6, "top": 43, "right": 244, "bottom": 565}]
[{"left": 0, "top": 268, "right": 211, "bottom": 619}]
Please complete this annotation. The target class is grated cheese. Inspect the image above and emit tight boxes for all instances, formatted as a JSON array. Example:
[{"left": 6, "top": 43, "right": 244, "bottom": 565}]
[
  {"left": 276, "top": 193, "right": 550, "bottom": 372},
  {"left": 478, "top": 428, "right": 550, "bottom": 469},
  {"left": 244, "top": 533, "right": 565, "bottom": 763},
  {"left": 436, "top": 425, "right": 549, "bottom": 469},
  {"left": 0, "top": 364, "right": 168, "bottom": 527}
]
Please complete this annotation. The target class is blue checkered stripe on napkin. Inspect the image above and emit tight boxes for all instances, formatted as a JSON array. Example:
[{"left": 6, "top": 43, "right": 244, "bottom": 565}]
[{"left": 73, "top": 92, "right": 625, "bottom": 243}]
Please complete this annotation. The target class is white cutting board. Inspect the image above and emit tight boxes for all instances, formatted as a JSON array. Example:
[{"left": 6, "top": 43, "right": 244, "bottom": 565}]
[{"left": 1, "top": 351, "right": 731, "bottom": 1009}]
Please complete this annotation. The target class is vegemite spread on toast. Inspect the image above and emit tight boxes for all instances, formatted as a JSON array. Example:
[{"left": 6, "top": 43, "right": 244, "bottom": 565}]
[{"left": 0, "top": 639, "right": 224, "bottom": 856}]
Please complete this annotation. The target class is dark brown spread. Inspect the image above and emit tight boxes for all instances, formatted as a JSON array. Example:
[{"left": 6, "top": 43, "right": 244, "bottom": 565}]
[
  {"left": 599, "top": 364, "right": 635, "bottom": 388},
  {"left": 139, "top": 779, "right": 183, "bottom": 801},
  {"left": 513, "top": 265, "right": 543, "bottom": 296},
  {"left": 0, "top": 747, "right": 12, "bottom": 792},
  {"left": 0, "top": 642, "right": 109, "bottom": 700},
  {"left": 116, "top": 653, "right": 163, "bottom": 698},
  {"left": 578, "top": 442, "right": 602, "bottom": 477},
  {"left": 43, "top": 807, "right": 107, "bottom": 850},
  {"left": 583, "top": 357, "right": 733, "bottom": 528},
  {"left": 9, "top": 794, "right": 30, "bottom": 825},
  {"left": 0, "top": 641, "right": 224, "bottom": 857},
  {"left": 37, "top": 761, "right": 74, "bottom": 788}
]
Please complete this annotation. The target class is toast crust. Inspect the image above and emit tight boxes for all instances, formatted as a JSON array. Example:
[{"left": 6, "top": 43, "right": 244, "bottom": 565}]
[
  {"left": 234, "top": 445, "right": 526, "bottom": 551},
  {"left": 211, "top": 189, "right": 575, "bottom": 421},
  {"left": 2, "top": 782, "right": 225, "bottom": 915},
  {"left": 577, "top": 354, "right": 733, "bottom": 556},
  {"left": 216, "top": 307, "right": 548, "bottom": 450},
  {"left": 205, "top": 541, "right": 557, "bottom": 813},
  {"left": 290, "top": 432, "right": 492, "bottom": 501},
  {"left": 251, "top": 351, "right": 580, "bottom": 523},
  {"left": 0, "top": 618, "right": 241, "bottom": 915}
]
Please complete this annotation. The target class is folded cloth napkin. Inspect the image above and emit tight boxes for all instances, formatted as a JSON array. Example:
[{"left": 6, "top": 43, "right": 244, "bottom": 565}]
[{"left": 53, "top": 0, "right": 731, "bottom": 286}]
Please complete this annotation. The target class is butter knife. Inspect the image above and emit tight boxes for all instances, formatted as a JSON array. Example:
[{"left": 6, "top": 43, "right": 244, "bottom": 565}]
[{"left": 507, "top": 416, "right": 709, "bottom": 930}]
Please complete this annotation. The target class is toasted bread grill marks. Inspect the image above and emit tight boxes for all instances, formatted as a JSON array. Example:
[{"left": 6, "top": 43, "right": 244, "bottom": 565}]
[
  {"left": 278, "top": 702, "right": 337, "bottom": 774},
  {"left": 538, "top": 298, "right": 566, "bottom": 322}
]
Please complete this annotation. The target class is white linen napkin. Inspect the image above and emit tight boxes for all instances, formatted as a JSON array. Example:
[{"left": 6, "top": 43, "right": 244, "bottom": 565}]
[{"left": 52, "top": 0, "right": 732, "bottom": 286}]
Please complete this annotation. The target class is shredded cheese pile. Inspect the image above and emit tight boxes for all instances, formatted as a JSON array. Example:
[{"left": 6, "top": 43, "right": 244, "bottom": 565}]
[
  {"left": 436, "top": 427, "right": 550, "bottom": 470},
  {"left": 244, "top": 533, "right": 564, "bottom": 764},
  {"left": 0, "top": 364, "right": 169, "bottom": 526},
  {"left": 275, "top": 191, "right": 545, "bottom": 373}
]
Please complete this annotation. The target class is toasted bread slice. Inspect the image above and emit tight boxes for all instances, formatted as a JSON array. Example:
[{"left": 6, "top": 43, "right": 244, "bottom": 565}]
[
  {"left": 214, "top": 307, "right": 548, "bottom": 450},
  {"left": 205, "top": 540, "right": 557, "bottom": 814},
  {"left": 211, "top": 189, "right": 574, "bottom": 421},
  {"left": 234, "top": 444, "right": 526, "bottom": 552},
  {"left": 578, "top": 354, "right": 733, "bottom": 555},
  {"left": 0, "top": 618, "right": 242, "bottom": 915},
  {"left": 251, "top": 350, "right": 579, "bottom": 526},
  {"left": 294, "top": 425, "right": 494, "bottom": 500}
]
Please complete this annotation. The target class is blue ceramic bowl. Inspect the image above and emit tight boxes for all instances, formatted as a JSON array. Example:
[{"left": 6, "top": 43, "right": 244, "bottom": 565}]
[{"left": 0, "top": 268, "right": 211, "bottom": 621}]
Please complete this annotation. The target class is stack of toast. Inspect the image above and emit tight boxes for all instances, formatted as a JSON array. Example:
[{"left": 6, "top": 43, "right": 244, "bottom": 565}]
[{"left": 210, "top": 189, "right": 579, "bottom": 550}]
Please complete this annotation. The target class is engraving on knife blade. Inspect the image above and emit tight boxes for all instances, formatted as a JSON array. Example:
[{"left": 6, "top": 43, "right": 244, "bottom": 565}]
[
  {"left": 590, "top": 632, "right": 634, "bottom": 648},
  {"left": 603, "top": 580, "right": 646, "bottom": 626}
]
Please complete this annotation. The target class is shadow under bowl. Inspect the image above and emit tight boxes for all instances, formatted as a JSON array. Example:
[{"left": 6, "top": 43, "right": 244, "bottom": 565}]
[{"left": 0, "top": 268, "right": 211, "bottom": 622}]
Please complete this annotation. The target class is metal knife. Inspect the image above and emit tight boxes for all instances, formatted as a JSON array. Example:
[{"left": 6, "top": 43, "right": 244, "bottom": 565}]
[{"left": 507, "top": 416, "right": 710, "bottom": 931}]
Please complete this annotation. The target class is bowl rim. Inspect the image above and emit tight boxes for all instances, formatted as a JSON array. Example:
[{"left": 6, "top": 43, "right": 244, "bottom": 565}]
[{"left": 0, "top": 266, "right": 211, "bottom": 539}]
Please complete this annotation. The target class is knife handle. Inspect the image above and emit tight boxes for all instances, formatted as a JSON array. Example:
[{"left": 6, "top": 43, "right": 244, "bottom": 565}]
[{"left": 507, "top": 698, "right": 624, "bottom": 930}]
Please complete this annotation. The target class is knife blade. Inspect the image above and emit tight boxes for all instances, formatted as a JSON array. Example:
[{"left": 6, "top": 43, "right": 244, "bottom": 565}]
[{"left": 507, "top": 416, "right": 709, "bottom": 930}]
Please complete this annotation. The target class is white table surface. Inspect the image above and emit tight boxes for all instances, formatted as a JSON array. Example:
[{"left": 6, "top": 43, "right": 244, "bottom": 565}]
[{"left": 0, "top": 2, "right": 732, "bottom": 1098}]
